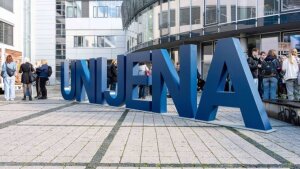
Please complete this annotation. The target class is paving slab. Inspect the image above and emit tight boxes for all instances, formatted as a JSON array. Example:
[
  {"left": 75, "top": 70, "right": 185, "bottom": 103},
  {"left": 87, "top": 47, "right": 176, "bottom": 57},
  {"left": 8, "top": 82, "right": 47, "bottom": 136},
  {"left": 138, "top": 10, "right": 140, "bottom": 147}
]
[{"left": 0, "top": 86, "right": 299, "bottom": 169}]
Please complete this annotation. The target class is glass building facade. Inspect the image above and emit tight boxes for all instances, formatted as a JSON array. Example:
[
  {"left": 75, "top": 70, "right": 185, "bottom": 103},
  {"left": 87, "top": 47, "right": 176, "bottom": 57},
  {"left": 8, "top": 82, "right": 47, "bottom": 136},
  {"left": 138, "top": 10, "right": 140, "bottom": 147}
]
[{"left": 122, "top": 0, "right": 300, "bottom": 79}]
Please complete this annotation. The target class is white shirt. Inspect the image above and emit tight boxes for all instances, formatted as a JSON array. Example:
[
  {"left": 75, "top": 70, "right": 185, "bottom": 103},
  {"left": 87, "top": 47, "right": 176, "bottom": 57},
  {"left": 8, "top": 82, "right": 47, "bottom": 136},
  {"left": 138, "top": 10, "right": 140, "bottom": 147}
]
[
  {"left": 138, "top": 65, "right": 149, "bottom": 76},
  {"left": 282, "top": 56, "right": 299, "bottom": 80}
]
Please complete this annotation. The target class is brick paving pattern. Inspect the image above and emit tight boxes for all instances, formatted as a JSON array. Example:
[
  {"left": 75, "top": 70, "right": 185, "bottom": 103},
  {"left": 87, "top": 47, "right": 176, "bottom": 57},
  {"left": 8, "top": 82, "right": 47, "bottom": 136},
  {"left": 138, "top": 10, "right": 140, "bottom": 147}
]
[{"left": 0, "top": 87, "right": 299, "bottom": 169}]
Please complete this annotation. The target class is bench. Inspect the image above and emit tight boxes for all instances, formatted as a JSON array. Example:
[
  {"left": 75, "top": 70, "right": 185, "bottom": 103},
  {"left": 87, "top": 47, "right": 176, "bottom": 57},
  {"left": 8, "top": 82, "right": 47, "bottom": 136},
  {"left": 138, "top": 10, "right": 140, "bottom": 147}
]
[{"left": 264, "top": 99, "right": 300, "bottom": 126}]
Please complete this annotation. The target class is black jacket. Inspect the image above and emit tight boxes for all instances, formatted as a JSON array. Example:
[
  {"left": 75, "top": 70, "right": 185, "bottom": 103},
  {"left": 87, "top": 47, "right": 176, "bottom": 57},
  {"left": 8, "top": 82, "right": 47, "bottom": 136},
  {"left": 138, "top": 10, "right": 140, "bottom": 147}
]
[
  {"left": 110, "top": 64, "right": 118, "bottom": 83},
  {"left": 19, "top": 62, "right": 35, "bottom": 84},
  {"left": 247, "top": 55, "right": 259, "bottom": 78}
]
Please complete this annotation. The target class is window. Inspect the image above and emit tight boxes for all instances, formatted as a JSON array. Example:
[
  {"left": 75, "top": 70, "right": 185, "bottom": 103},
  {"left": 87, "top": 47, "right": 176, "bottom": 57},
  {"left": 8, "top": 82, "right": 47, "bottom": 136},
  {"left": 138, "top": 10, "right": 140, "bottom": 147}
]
[
  {"left": 237, "top": 0, "right": 256, "bottom": 20},
  {"left": 281, "top": 0, "right": 300, "bottom": 11},
  {"left": 283, "top": 32, "right": 300, "bottom": 56},
  {"left": 219, "top": 0, "right": 236, "bottom": 23},
  {"left": 97, "top": 36, "right": 116, "bottom": 48},
  {"left": 73, "top": 36, "right": 117, "bottom": 48},
  {"left": 0, "top": 0, "right": 13, "bottom": 12},
  {"left": 220, "top": 6, "right": 227, "bottom": 23},
  {"left": 94, "top": 6, "right": 108, "bottom": 18},
  {"left": 258, "top": 0, "right": 279, "bottom": 17},
  {"left": 116, "top": 6, "right": 121, "bottom": 17},
  {"left": 67, "top": 6, "right": 77, "bottom": 18},
  {"left": 191, "top": 7, "right": 201, "bottom": 25},
  {"left": 56, "top": 44, "right": 66, "bottom": 59},
  {"left": 56, "top": 1, "right": 65, "bottom": 16},
  {"left": 137, "top": 33, "right": 143, "bottom": 44},
  {"left": 205, "top": 0, "right": 218, "bottom": 25},
  {"left": 180, "top": 7, "right": 190, "bottom": 26},
  {"left": 0, "top": 21, "right": 13, "bottom": 46},
  {"left": 66, "top": 1, "right": 81, "bottom": 18},
  {"left": 74, "top": 36, "right": 84, "bottom": 47},
  {"left": 159, "top": 10, "right": 176, "bottom": 28}
]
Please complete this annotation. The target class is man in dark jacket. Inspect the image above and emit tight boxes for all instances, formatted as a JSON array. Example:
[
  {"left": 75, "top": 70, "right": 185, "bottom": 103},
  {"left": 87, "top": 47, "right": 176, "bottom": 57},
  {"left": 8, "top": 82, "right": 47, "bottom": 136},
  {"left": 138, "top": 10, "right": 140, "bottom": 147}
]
[
  {"left": 247, "top": 48, "right": 261, "bottom": 88},
  {"left": 36, "top": 60, "right": 51, "bottom": 99},
  {"left": 110, "top": 60, "right": 117, "bottom": 91}
]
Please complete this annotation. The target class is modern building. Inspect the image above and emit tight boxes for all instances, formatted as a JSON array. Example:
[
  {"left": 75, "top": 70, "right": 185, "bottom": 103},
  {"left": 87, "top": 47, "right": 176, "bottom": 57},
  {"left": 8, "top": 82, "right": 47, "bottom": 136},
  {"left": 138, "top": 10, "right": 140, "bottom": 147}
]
[
  {"left": 0, "top": 0, "right": 25, "bottom": 86},
  {"left": 32, "top": 0, "right": 126, "bottom": 84},
  {"left": 122, "top": 0, "right": 300, "bottom": 80}
]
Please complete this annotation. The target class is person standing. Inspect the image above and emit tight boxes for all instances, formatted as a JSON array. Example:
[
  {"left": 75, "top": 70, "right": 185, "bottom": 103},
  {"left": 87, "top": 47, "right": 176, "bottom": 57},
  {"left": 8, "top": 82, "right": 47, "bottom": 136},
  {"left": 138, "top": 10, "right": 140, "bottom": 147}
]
[
  {"left": 138, "top": 62, "right": 149, "bottom": 99},
  {"left": 36, "top": 59, "right": 52, "bottom": 99},
  {"left": 110, "top": 60, "right": 117, "bottom": 91},
  {"left": 247, "top": 48, "right": 260, "bottom": 88},
  {"left": 1, "top": 55, "right": 17, "bottom": 101},
  {"left": 34, "top": 60, "right": 42, "bottom": 98},
  {"left": 282, "top": 49, "right": 300, "bottom": 101},
  {"left": 258, "top": 51, "right": 267, "bottom": 97},
  {"left": 19, "top": 58, "right": 35, "bottom": 101},
  {"left": 261, "top": 49, "right": 281, "bottom": 100}
]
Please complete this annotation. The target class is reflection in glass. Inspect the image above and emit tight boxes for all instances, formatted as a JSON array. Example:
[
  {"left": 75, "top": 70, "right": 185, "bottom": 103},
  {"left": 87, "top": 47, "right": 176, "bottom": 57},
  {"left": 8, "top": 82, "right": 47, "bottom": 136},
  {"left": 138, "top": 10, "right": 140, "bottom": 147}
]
[
  {"left": 205, "top": 0, "right": 217, "bottom": 25},
  {"left": 237, "top": 0, "right": 256, "bottom": 20},
  {"left": 219, "top": 0, "right": 236, "bottom": 23},
  {"left": 258, "top": 0, "right": 279, "bottom": 17},
  {"left": 282, "top": 0, "right": 300, "bottom": 11},
  {"left": 283, "top": 32, "right": 300, "bottom": 56}
]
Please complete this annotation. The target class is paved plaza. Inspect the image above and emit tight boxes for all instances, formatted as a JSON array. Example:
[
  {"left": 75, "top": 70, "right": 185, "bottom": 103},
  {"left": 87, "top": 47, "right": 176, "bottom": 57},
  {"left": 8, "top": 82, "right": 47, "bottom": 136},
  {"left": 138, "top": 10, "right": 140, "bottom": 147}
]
[{"left": 0, "top": 87, "right": 299, "bottom": 169}]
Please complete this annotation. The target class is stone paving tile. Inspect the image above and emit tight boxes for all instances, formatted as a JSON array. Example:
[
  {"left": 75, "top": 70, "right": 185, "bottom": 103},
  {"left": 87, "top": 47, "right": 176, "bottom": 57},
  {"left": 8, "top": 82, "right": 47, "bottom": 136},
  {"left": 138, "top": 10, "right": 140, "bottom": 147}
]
[
  {"left": 57, "top": 104, "right": 124, "bottom": 112},
  {"left": 19, "top": 111, "right": 123, "bottom": 126},
  {"left": 0, "top": 124, "right": 112, "bottom": 163},
  {"left": 0, "top": 87, "right": 299, "bottom": 168},
  {"left": 0, "top": 104, "right": 63, "bottom": 111},
  {"left": 239, "top": 126, "right": 300, "bottom": 164},
  {"left": 0, "top": 111, "right": 40, "bottom": 124}
]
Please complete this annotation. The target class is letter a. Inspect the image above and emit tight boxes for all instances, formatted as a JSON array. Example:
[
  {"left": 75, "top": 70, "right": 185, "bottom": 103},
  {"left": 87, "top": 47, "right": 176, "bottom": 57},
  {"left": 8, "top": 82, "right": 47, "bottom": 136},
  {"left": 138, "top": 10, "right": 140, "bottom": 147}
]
[{"left": 196, "top": 38, "right": 272, "bottom": 131}]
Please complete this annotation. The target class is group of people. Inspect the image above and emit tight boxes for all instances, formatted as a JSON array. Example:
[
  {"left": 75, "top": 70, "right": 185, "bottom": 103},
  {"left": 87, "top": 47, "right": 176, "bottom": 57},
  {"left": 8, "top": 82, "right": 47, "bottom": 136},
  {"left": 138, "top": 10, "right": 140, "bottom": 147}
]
[
  {"left": 1, "top": 55, "right": 52, "bottom": 101},
  {"left": 107, "top": 60, "right": 152, "bottom": 99},
  {"left": 248, "top": 48, "right": 300, "bottom": 101}
]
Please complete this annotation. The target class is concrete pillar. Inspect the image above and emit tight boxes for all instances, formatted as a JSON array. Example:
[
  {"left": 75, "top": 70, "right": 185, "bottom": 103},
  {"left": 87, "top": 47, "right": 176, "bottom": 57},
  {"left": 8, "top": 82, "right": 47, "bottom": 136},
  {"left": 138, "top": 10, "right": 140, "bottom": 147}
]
[
  {"left": 239, "top": 33, "right": 248, "bottom": 57},
  {"left": 197, "top": 43, "right": 202, "bottom": 76},
  {"left": 1, "top": 46, "right": 5, "bottom": 88}
]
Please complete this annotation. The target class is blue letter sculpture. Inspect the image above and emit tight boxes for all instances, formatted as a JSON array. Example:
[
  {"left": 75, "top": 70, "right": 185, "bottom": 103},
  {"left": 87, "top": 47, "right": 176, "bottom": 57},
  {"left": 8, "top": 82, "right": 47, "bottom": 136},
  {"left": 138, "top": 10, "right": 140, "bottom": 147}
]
[
  {"left": 96, "top": 57, "right": 107, "bottom": 104},
  {"left": 104, "top": 55, "right": 127, "bottom": 106},
  {"left": 152, "top": 45, "right": 197, "bottom": 118},
  {"left": 195, "top": 38, "right": 272, "bottom": 131},
  {"left": 61, "top": 60, "right": 76, "bottom": 101},
  {"left": 75, "top": 59, "right": 96, "bottom": 103},
  {"left": 61, "top": 38, "right": 272, "bottom": 131},
  {"left": 126, "top": 51, "right": 152, "bottom": 111}
]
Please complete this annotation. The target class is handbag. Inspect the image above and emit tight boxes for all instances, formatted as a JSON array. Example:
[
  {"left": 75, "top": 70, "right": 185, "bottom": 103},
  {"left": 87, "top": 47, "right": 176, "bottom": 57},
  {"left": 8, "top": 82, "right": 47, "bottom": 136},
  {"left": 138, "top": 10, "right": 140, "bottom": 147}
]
[
  {"left": 5, "top": 63, "right": 15, "bottom": 77},
  {"left": 30, "top": 73, "right": 38, "bottom": 82}
]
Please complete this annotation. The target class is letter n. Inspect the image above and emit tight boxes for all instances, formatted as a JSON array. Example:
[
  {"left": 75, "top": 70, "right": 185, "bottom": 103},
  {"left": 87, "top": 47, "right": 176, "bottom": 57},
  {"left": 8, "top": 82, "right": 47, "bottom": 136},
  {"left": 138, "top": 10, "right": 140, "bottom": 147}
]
[
  {"left": 75, "top": 59, "right": 97, "bottom": 103},
  {"left": 195, "top": 38, "right": 272, "bottom": 131}
]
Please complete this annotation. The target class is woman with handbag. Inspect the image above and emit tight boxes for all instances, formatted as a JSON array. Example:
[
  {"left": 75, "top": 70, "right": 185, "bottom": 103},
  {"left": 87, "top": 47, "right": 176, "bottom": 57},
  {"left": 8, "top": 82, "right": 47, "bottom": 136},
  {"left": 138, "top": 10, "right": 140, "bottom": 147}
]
[
  {"left": 282, "top": 49, "right": 300, "bottom": 101},
  {"left": 19, "top": 57, "right": 35, "bottom": 101},
  {"left": 1, "top": 55, "right": 17, "bottom": 101}
]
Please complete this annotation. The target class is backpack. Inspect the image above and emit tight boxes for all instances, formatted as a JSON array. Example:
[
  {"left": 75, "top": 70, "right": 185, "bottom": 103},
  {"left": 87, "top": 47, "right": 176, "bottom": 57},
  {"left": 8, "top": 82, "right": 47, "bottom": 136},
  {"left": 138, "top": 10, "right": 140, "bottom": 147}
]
[
  {"left": 262, "top": 60, "right": 277, "bottom": 76},
  {"left": 5, "top": 63, "right": 15, "bottom": 77},
  {"left": 48, "top": 66, "right": 52, "bottom": 77}
]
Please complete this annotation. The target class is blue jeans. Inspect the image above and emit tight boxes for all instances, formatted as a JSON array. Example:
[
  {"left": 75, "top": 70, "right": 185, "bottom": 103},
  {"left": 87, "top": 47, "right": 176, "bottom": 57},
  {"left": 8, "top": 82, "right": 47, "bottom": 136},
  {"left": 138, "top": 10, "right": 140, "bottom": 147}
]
[{"left": 263, "top": 77, "right": 278, "bottom": 100}]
